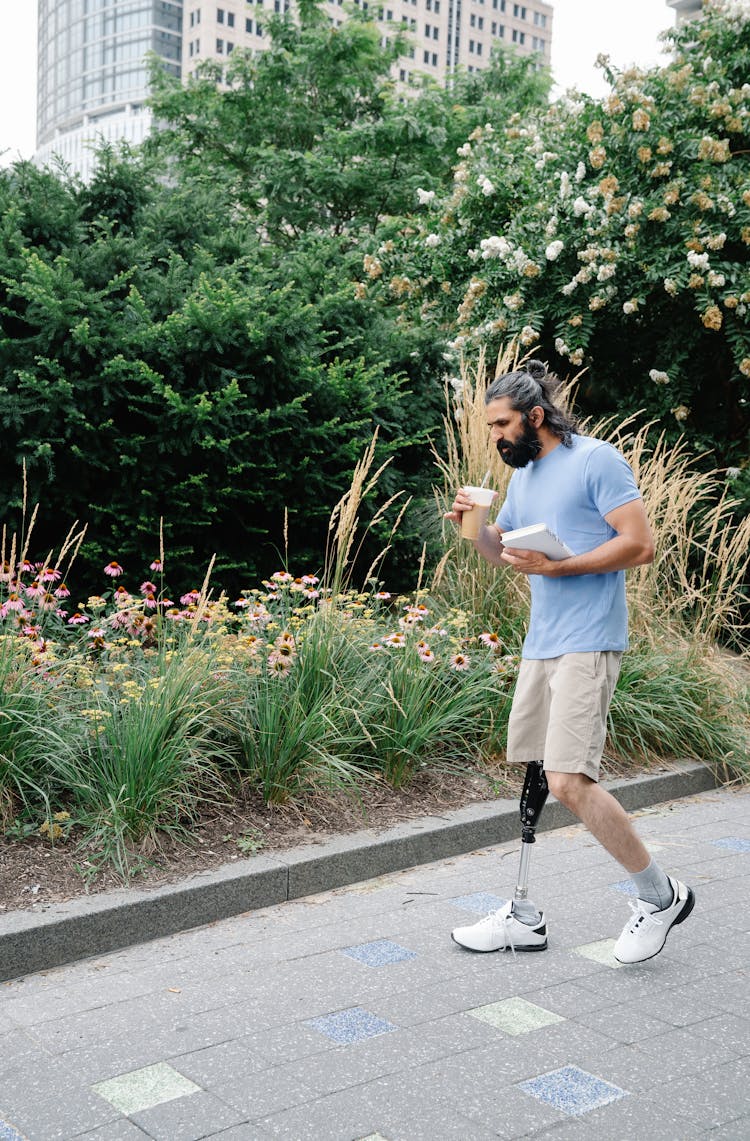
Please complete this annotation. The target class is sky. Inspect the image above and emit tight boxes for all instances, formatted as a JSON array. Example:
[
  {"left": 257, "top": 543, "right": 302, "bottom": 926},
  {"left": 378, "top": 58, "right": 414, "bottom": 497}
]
[{"left": 0, "top": 1, "right": 675, "bottom": 166}]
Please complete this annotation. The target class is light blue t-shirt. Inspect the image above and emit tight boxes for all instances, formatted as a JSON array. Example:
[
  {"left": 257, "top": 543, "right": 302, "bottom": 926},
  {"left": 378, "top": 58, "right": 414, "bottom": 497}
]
[{"left": 496, "top": 434, "right": 642, "bottom": 659}]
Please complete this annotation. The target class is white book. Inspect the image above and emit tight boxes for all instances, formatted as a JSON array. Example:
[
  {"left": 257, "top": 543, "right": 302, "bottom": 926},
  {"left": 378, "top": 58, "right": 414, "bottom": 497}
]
[{"left": 500, "top": 523, "right": 573, "bottom": 560}]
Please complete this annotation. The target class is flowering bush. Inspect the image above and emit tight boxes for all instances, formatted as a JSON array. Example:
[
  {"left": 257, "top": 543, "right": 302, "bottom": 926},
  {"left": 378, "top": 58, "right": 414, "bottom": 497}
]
[{"left": 367, "top": 1, "right": 750, "bottom": 475}]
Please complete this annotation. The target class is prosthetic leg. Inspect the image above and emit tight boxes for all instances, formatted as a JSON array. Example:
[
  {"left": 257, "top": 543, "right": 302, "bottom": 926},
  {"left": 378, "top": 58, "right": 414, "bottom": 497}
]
[{"left": 513, "top": 760, "right": 549, "bottom": 911}]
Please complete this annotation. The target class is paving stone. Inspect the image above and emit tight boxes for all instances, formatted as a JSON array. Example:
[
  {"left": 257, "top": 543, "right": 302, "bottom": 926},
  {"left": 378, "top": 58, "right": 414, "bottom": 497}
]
[
  {"left": 0, "top": 1122, "right": 27, "bottom": 1141},
  {"left": 71, "top": 1121, "right": 152, "bottom": 1139},
  {"left": 340, "top": 939, "right": 417, "bottom": 967},
  {"left": 517, "top": 1064, "right": 628, "bottom": 1116},
  {"left": 304, "top": 1007, "right": 399, "bottom": 1045},
  {"left": 0, "top": 1056, "right": 120, "bottom": 1140},
  {"left": 465, "top": 996, "right": 565, "bottom": 1035},
  {"left": 92, "top": 1061, "right": 201, "bottom": 1115},
  {"left": 130, "top": 1090, "right": 248, "bottom": 1140}
]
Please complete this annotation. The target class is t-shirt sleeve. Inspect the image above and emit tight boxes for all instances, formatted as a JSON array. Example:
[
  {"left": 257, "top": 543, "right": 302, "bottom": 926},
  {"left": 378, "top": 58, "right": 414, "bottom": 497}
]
[
  {"left": 585, "top": 442, "right": 642, "bottom": 518},
  {"left": 495, "top": 475, "right": 517, "bottom": 532}
]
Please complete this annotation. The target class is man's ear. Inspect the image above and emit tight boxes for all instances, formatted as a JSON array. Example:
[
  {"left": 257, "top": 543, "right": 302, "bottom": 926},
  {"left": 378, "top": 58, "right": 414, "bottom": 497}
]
[{"left": 528, "top": 405, "right": 545, "bottom": 428}]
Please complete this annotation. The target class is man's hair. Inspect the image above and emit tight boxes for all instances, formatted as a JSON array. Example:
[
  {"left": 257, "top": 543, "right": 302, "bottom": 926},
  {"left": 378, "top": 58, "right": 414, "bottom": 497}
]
[{"left": 485, "top": 359, "right": 579, "bottom": 447}]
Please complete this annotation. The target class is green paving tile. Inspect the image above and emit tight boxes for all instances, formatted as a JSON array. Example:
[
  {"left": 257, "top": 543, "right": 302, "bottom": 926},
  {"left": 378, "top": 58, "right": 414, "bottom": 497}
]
[
  {"left": 466, "top": 996, "right": 565, "bottom": 1035},
  {"left": 92, "top": 1062, "right": 201, "bottom": 1115},
  {"left": 573, "top": 939, "right": 624, "bottom": 968},
  {"left": 355, "top": 1135, "right": 391, "bottom": 1140}
]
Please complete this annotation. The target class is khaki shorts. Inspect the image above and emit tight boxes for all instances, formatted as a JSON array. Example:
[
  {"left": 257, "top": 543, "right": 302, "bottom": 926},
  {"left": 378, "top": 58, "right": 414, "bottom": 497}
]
[{"left": 506, "top": 651, "right": 623, "bottom": 782}]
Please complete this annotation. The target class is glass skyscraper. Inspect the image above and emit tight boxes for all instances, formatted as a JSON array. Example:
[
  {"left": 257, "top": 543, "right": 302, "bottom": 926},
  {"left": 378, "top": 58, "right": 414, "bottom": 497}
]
[{"left": 36, "top": 0, "right": 183, "bottom": 179}]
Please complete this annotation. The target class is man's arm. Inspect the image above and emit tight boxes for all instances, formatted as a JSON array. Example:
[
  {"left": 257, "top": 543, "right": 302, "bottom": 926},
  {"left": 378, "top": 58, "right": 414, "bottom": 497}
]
[
  {"left": 500, "top": 497, "right": 655, "bottom": 578},
  {"left": 444, "top": 488, "right": 506, "bottom": 566}
]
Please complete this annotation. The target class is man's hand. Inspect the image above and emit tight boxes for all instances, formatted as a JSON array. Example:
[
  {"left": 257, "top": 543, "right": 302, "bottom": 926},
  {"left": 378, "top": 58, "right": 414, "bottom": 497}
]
[{"left": 500, "top": 547, "right": 559, "bottom": 577}]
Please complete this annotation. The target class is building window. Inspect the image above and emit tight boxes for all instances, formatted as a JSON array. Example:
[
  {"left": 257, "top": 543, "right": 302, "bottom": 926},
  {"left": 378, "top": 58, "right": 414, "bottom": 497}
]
[
  {"left": 425, "top": 22, "right": 431, "bottom": 35},
  {"left": 216, "top": 37, "right": 224, "bottom": 52},
  {"left": 431, "top": 51, "right": 438, "bottom": 65},
  {"left": 246, "top": 16, "right": 252, "bottom": 31},
  {"left": 434, "top": 0, "right": 440, "bottom": 9},
  {"left": 513, "top": 3, "right": 526, "bottom": 17},
  {"left": 533, "top": 10, "right": 547, "bottom": 27},
  {"left": 217, "top": 7, "right": 224, "bottom": 22},
  {"left": 227, "top": 11, "right": 235, "bottom": 26},
  {"left": 469, "top": 38, "right": 475, "bottom": 51},
  {"left": 476, "top": 41, "right": 482, "bottom": 54},
  {"left": 511, "top": 27, "right": 525, "bottom": 43},
  {"left": 256, "top": 22, "right": 263, "bottom": 34},
  {"left": 226, "top": 40, "right": 234, "bottom": 53},
  {"left": 492, "top": 0, "right": 505, "bottom": 9}
]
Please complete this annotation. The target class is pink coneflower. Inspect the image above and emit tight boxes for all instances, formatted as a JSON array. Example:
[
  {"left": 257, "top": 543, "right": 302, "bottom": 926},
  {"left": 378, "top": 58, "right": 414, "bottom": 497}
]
[
  {"left": 0, "top": 561, "right": 12, "bottom": 581},
  {"left": 114, "top": 586, "right": 132, "bottom": 607},
  {"left": 270, "top": 571, "right": 293, "bottom": 584},
  {"left": 5, "top": 593, "right": 25, "bottom": 611},
  {"left": 41, "top": 567, "right": 62, "bottom": 583},
  {"left": 384, "top": 632, "right": 406, "bottom": 647},
  {"left": 25, "top": 580, "right": 43, "bottom": 598},
  {"left": 268, "top": 652, "right": 292, "bottom": 673},
  {"left": 140, "top": 581, "right": 157, "bottom": 595},
  {"left": 68, "top": 612, "right": 89, "bottom": 625},
  {"left": 54, "top": 583, "right": 71, "bottom": 598},
  {"left": 479, "top": 632, "right": 503, "bottom": 650},
  {"left": 449, "top": 652, "right": 471, "bottom": 671},
  {"left": 276, "top": 631, "right": 295, "bottom": 647},
  {"left": 104, "top": 561, "right": 124, "bottom": 577},
  {"left": 374, "top": 591, "right": 392, "bottom": 601},
  {"left": 369, "top": 642, "right": 387, "bottom": 652},
  {"left": 159, "top": 597, "right": 173, "bottom": 608},
  {"left": 143, "top": 591, "right": 158, "bottom": 609},
  {"left": 302, "top": 574, "right": 319, "bottom": 585},
  {"left": 55, "top": 608, "right": 68, "bottom": 619},
  {"left": 40, "top": 593, "right": 57, "bottom": 610},
  {"left": 409, "top": 603, "right": 430, "bottom": 616},
  {"left": 149, "top": 558, "right": 163, "bottom": 572},
  {"left": 234, "top": 597, "right": 249, "bottom": 608},
  {"left": 180, "top": 590, "right": 200, "bottom": 606},
  {"left": 418, "top": 648, "right": 436, "bottom": 663},
  {"left": 302, "top": 588, "right": 320, "bottom": 600},
  {"left": 17, "top": 560, "right": 34, "bottom": 575}
]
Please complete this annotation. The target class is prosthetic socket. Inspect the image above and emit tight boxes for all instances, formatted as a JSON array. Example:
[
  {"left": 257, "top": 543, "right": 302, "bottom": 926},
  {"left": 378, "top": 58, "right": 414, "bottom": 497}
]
[{"left": 514, "top": 761, "right": 549, "bottom": 902}]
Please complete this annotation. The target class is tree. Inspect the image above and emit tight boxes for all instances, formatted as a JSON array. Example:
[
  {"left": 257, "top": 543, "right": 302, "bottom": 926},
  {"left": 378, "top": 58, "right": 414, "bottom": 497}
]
[{"left": 370, "top": 0, "right": 750, "bottom": 486}]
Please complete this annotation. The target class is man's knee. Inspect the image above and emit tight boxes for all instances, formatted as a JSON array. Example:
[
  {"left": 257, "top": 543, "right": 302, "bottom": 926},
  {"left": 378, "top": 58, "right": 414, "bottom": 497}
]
[{"left": 545, "top": 770, "right": 594, "bottom": 809}]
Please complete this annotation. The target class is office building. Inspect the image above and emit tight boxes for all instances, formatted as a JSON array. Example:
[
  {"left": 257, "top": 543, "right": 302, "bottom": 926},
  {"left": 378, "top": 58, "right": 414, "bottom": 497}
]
[
  {"left": 666, "top": 0, "right": 703, "bottom": 24},
  {"left": 36, "top": 0, "right": 183, "bottom": 180},
  {"left": 36, "top": 0, "right": 552, "bottom": 178}
]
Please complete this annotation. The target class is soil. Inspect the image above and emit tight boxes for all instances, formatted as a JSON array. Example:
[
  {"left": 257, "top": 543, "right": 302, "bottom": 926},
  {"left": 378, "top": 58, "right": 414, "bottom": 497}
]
[
  {"left": 0, "top": 765, "right": 526, "bottom": 916},
  {"left": 0, "top": 753, "right": 708, "bottom": 916}
]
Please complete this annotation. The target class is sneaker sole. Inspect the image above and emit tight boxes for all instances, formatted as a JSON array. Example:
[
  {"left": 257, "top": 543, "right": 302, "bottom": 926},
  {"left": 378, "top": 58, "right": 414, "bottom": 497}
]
[
  {"left": 450, "top": 933, "right": 548, "bottom": 953},
  {"left": 614, "top": 886, "right": 695, "bottom": 965}
]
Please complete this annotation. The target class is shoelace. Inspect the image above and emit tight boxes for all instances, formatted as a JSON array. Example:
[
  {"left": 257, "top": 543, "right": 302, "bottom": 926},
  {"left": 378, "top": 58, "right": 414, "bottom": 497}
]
[
  {"left": 479, "top": 906, "right": 518, "bottom": 955},
  {"left": 625, "top": 900, "right": 664, "bottom": 935}
]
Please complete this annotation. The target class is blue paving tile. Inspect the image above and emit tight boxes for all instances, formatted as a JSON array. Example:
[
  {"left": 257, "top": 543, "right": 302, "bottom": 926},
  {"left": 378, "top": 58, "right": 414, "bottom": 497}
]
[
  {"left": 341, "top": 939, "right": 417, "bottom": 967},
  {"left": 712, "top": 837, "right": 750, "bottom": 853},
  {"left": 518, "top": 1065, "right": 628, "bottom": 1116},
  {"left": 0, "top": 1123, "right": 27, "bottom": 1141},
  {"left": 305, "top": 1007, "right": 398, "bottom": 1044},
  {"left": 450, "top": 892, "right": 508, "bottom": 914},
  {"left": 610, "top": 878, "right": 637, "bottom": 895}
]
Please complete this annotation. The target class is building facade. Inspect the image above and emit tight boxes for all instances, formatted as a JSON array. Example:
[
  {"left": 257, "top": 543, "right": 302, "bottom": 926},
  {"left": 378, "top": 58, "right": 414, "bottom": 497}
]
[
  {"left": 182, "top": 0, "right": 552, "bottom": 86},
  {"left": 36, "top": 0, "right": 183, "bottom": 180},
  {"left": 666, "top": 0, "right": 703, "bottom": 24},
  {"left": 36, "top": 0, "right": 552, "bottom": 178}
]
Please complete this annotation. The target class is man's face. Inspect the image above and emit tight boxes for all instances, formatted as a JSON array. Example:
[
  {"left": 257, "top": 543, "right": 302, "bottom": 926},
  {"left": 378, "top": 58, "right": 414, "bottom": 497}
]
[{"left": 486, "top": 396, "right": 542, "bottom": 468}]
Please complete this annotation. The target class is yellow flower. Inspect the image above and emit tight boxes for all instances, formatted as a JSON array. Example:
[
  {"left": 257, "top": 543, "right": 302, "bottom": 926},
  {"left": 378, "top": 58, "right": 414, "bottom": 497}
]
[
  {"left": 739, "top": 359, "right": 750, "bottom": 378},
  {"left": 697, "top": 137, "right": 730, "bottom": 162},
  {"left": 688, "top": 274, "right": 705, "bottom": 289},
  {"left": 672, "top": 405, "right": 690, "bottom": 423},
  {"left": 724, "top": 296, "right": 739, "bottom": 309},
  {"left": 632, "top": 109, "right": 650, "bottom": 131},
  {"left": 691, "top": 191, "right": 714, "bottom": 211},
  {"left": 663, "top": 186, "right": 680, "bottom": 206},
  {"left": 701, "top": 305, "right": 723, "bottom": 331},
  {"left": 589, "top": 146, "right": 606, "bottom": 169},
  {"left": 353, "top": 282, "right": 367, "bottom": 300},
  {"left": 603, "top": 94, "right": 625, "bottom": 114},
  {"left": 656, "top": 137, "right": 673, "bottom": 155},
  {"left": 648, "top": 207, "right": 670, "bottom": 223},
  {"left": 650, "top": 162, "right": 672, "bottom": 178},
  {"left": 522, "top": 263, "right": 541, "bottom": 278},
  {"left": 568, "top": 315, "right": 583, "bottom": 327},
  {"left": 743, "top": 190, "right": 750, "bottom": 207},
  {"left": 637, "top": 147, "right": 653, "bottom": 164},
  {"left": 586, "top": 120, "right": 604, "bottom": 143},
  {"left": 742, "top": 227, "right": 750, "bottom": 246},
  {"left": 598, "top": 175, "right": 619, "bottom": 198},
  {"left": 363, "top": 254, "right": 383, "bottom": 279}
]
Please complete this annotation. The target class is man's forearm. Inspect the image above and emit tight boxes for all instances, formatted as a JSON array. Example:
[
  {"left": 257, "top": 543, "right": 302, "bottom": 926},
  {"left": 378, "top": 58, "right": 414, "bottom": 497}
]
[{"left": 472, "top": 523, "right": 506, "bottom": 566}]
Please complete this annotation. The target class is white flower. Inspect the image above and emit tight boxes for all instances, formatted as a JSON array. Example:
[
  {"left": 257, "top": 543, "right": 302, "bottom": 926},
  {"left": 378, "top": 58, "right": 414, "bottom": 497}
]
[
  {"left": 708, "top": 271, "right": 726, "bottom": 287},
  {"left": 672, "top": 404, "right": 690, "bottom": 423},
  {"left": 561, "top": 280, "right": 578, "bottom": 296},
  {"left": 480, "top": 178, "right": 495, "bottom": 197},
  {"left": 687, "top": 250, "right": 710, "bottom": 270},
  {"left": 649, "top": 369, "right": 670, "bottom": 385},
  {"left": 457, "top": 143, "right": 472, "bottom": 157},
  {"left": 545, "top": 216, "right": 558, "bottom": 238},
  {"left": 597, "top": 264, "right": 617, "bottom": 281},
  {"left": 425, "top": 233, "right": 441, "bottom": 248},
  {"left": 416, "top": 188, "right": 436, "bottom": 205},
  {"left": 555, "top": 337, "right": 568, "bottom": 355},
  {"left": 575, "top": 161, "right": 586, "bottom": 182},
  {"left": 545, "top": 240, "right": 565, "bottom": 261},
  {"left": 503, "top": 293, "right": 524, "bottom": 311},
  {"left": 573, "top": 196, "right": 592, "bottom": 217},
  {"left": 706, "top": 232, "right": 727, "bottom": 250},
  {"left": 559, "top": 171, "right": 571, "bottom": 199},
  {"left": 726, "top": 467, "right": 741, "bottom": 481},
  {"left": 480, "top": 235, "right": 511, "bottom": 260},
  {"left": 663, "top": 278, "right": 678, "bottom": 296},
  {"left": 520, "top": 325, "right": 538, "bottom": 346},
  {"left": 623, "top": 300, "right": 638, "bottom": 314}
]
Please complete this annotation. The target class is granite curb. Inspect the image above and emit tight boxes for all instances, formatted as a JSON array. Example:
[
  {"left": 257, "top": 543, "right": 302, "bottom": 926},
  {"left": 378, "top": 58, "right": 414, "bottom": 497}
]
[{"left": 0, "top": 759, "right": 719, "bottom": 983}]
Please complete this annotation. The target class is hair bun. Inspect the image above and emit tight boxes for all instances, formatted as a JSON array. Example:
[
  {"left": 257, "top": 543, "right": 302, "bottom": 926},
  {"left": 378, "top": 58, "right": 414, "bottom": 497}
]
[{"left": 524, "top": 359, "right": 546, "bottom": 381}]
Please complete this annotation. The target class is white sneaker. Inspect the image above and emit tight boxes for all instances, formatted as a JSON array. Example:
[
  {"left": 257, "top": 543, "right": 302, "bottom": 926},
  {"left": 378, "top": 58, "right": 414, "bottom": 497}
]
[
  {"left": 451, "top": 901, "right": 548, "bottom": 953},
  {"left": 614, "top": 876, "right": 695, "bottom": 964}
]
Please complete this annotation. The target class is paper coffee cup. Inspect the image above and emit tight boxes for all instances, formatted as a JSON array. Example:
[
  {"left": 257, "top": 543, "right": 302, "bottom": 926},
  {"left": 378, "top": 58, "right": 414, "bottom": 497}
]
[{"left": 460, "top": 486, "right": 495, "bottom": 539}]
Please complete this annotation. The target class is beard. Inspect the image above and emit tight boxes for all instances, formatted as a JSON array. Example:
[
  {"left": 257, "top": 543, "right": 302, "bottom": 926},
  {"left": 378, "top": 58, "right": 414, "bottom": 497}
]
[{"left": 496, "top": 421, "right": 543, "bottom": 468}]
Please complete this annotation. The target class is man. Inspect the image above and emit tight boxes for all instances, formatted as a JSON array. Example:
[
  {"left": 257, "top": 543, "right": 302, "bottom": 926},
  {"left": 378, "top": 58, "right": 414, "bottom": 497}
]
[{"left": 446, "top": 359, "right": 694, "bottom": 964}]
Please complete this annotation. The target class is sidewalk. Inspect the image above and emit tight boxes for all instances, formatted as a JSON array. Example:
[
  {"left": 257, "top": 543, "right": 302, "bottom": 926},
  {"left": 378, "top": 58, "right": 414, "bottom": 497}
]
[{"left": 0, "top": 784, "right": 748, "bottom": 1140}]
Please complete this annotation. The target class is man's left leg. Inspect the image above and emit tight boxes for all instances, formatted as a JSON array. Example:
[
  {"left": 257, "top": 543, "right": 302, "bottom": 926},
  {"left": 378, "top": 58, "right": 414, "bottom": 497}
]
[{"left": 545, "top": 651, "right": 694, "bottom": 964}]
